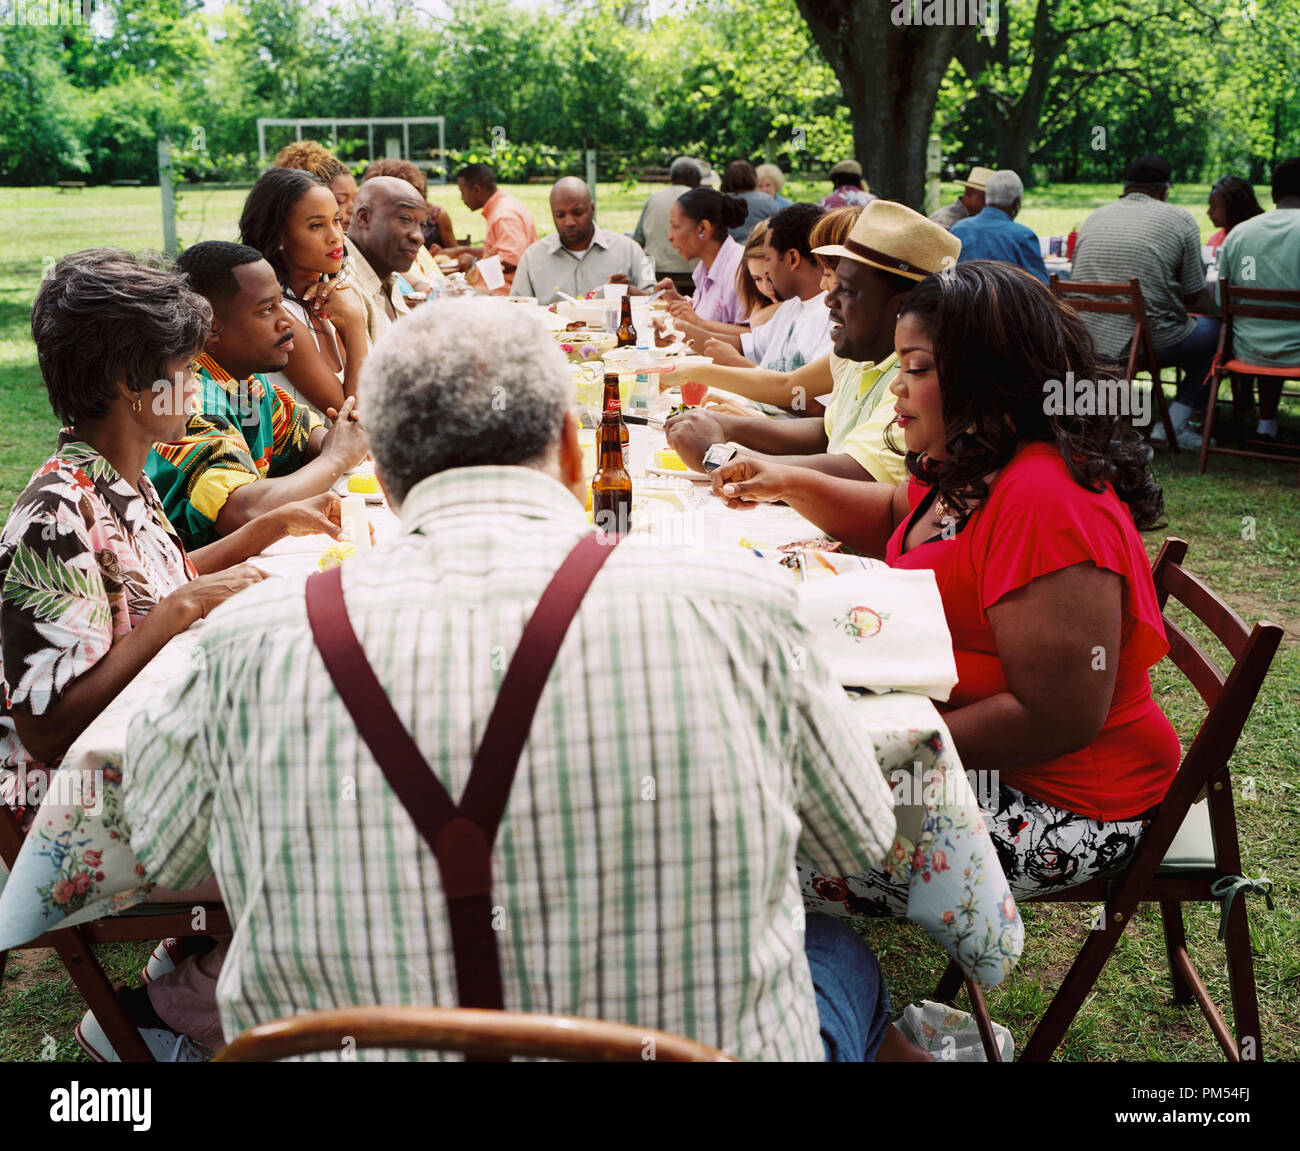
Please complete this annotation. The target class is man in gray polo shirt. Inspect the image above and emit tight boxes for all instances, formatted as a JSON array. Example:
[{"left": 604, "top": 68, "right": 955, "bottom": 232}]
[
  {"left": 1071, "top": 155, "right": 1220, "bottom": 449},
  {"left": 511, "top": 177, "right": 655, "bottom": 304},
  {"left": 631, "top": 158, "right": 701, "bottom": 288}
]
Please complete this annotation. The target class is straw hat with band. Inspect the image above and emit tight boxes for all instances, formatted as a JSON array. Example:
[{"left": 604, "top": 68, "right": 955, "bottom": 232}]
[
  {"left": 812, "top": 199, "right": 961, "bottom": 283},
  {"left": 955, "top": 166, "right": 995, "bottom": 191}
]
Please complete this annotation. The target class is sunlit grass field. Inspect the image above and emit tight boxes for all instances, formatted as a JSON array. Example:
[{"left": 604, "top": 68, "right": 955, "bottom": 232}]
[{"left": 0, "top": 183, "right": 1295, "bottom": 1062}]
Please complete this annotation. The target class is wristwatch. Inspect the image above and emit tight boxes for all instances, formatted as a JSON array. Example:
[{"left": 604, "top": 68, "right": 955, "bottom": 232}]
[{"left": 703, "top": 443, "right": 739, "bottom": 471}]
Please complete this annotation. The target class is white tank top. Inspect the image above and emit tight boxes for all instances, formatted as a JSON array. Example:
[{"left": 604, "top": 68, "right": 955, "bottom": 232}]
[{"left": 264, "top": 296, "right": 345, "bottom": 421}]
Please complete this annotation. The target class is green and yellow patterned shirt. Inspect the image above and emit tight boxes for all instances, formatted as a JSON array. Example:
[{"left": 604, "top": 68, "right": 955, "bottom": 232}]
[{"left": 145, "top": 353, "right": 320, "bottom": 551}]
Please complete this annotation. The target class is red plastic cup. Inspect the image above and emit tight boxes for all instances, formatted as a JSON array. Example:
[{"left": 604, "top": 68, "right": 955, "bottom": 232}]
[{"left": 681, "top": 380, "right": 708, "bottom": 406}]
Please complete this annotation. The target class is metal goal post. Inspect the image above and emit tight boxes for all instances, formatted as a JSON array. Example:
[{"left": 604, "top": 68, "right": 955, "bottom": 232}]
[{"left": 257, "top": 117, "right": 448, "bottom": 182}]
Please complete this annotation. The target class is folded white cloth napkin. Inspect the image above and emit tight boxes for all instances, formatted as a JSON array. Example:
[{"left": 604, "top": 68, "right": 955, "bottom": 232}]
[{"left": 795, "top": 567, "right": 958, "bottom": 700}]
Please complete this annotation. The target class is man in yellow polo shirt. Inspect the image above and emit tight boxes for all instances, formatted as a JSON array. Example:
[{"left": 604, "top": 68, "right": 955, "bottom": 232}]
[
  {"left": 666, "top": 201, "right": 959, "bottom": 487},
  {"left": 822, "top": 352, "right": 906, "bottom": 484}
]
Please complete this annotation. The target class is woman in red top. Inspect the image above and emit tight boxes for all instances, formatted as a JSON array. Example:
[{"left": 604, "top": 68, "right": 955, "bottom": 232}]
[{"left": 712, "top": 260, "right": 1179, "bottom": 900}]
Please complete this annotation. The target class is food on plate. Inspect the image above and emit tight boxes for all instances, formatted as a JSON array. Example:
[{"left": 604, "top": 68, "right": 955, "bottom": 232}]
[
  {"left": 347, "top": 472, "right": 380, "bottom": 495},
  {"left": 554, "top": 329, "right": 617, "bottom": 363},
  {"left": 318, "top": 542, "right": 357, "bottom": 571},
  {"left": 653, "top": 448, "right": 687, "bottom": 471},
  {"left": 778, "top": 539, "right": 843, "bottom": 553}
]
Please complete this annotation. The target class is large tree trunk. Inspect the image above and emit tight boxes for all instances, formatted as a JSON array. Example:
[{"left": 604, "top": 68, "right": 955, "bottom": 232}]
[
  {"left": 956, "top": 0, "right": 1059, "bottom": 182},
  {"left": 998, "top": 115, "right": 1038, "bottom": 179},
  {"left": 795, "top": 0, "right": 973, "bottom": 210}
]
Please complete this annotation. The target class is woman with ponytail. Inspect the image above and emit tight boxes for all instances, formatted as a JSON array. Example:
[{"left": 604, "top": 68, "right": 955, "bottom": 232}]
[
  {"left": 659, "top": 187, "right": 750, "bottom": 329},
  {"left": 239, "top": 168, "right": 369, "bottom": 418}
]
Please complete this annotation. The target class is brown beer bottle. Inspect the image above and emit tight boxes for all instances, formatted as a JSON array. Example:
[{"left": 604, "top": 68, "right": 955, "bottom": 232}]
[
  {"left": 616, "top": 294, "right": 637, "bottom": 347},
  {"left": 602, "top": 370, "right": 630, "bottom": 463},
  {"left": 592, "top": 410, "right": 632, "bottom": 535}
]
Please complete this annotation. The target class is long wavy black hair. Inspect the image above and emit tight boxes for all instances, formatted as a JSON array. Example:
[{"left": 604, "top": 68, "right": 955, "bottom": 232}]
[
  {"left": 889, "top": 260, "right": 1164, "bottom": 530},
  {"left": 239, "top": 167, "right": 332, "bottom": 290}
]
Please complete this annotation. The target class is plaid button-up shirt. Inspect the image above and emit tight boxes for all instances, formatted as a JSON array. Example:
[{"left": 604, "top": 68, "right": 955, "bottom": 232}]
[{"left": 125, "top": 466, "right": 895, "bottom": 1060}]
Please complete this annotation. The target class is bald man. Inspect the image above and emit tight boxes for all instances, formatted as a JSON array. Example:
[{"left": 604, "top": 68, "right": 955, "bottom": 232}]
[
  {"left": 510, "top": 177, "right": 655, "bottom": 304},
  {"left": 344, "top": 175, "right": 429, "bottom": 343}
]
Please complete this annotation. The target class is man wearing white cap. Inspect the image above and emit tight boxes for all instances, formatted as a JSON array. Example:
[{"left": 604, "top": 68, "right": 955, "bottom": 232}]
[
  {"left": 930, "top": 166, "right": 993, "bottom": 231},
  {"left": 666, "top": 201, "right": 960, "bottom": 486}
]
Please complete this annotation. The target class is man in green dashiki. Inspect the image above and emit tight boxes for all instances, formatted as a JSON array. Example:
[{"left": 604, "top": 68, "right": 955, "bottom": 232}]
[{"left": 146, "top": 242, "right": 369, "bottom": 551}]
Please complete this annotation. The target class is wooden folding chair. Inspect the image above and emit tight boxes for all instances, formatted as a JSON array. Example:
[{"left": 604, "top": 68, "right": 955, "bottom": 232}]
[
  {"left": 1050, "top": 275, "right": 1180, "bottom": 449},
  {"left": 935, "top": 538, "right": 1282, "bottom": 1061},
  {"left": 1199, "top": 278, "right": 1300, "bottom": 481},
  {"left": 0, "top": 805, "right": 229, "bottom": 1062},
  {"left": 214, "top": 1005, "right": 734, "bottom": 1062}
]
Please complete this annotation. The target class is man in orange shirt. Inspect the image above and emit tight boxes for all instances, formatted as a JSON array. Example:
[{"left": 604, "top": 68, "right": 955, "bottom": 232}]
[{"left": 443, "top": 162, "right": 539, "bottom": 294}]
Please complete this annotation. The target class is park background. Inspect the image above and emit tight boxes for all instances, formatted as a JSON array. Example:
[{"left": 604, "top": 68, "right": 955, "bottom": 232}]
[{"left": 0, "top": 0, "right": 1297, "bottom": 1062}]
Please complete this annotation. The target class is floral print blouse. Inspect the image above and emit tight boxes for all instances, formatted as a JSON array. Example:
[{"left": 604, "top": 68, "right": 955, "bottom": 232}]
[{"left": 0, "top": 433, "right": 195, "bottom": 788}]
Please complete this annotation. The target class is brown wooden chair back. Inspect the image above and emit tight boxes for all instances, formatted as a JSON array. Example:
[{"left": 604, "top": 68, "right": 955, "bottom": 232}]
[
  {"left": 1049, "top": 275, "right": 1177, "bottom": 445},
  {"left": 1142, "top": 538, "right": 1283, "bottom": 883},
  {"left": 1219, "top": 280, "right": 1300, "bottom": 333},
  {"left": 1198, "top": 278, "right": 1300, "bottom": 475},
  {"left": 214, "top": 1005, "right": 735, "bottom": 1062}
]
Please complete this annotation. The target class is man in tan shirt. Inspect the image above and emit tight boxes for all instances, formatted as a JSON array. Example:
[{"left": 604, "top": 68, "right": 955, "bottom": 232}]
[{"left": 929, "top": 166, "right": 992, "bottom": 231}]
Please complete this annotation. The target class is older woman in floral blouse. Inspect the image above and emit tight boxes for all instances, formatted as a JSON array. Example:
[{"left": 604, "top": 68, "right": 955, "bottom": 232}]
[{"left": 1, "top": 249, "right": 343, "bottom": 795}]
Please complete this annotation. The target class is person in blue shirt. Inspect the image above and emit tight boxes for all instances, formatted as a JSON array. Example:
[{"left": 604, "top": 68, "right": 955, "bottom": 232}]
[{"left": 951, "top": 170, "right": 1050, "bottom": 285}]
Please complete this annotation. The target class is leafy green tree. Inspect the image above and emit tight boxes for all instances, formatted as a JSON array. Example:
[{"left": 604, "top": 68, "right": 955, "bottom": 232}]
[
  {"left": 0, "top": 24, "right": 86, "bottom": 183},
  {"left": 952, "top": 0, "right": 1228, "bottom": 181},
  {"left": 1200, "top": 0, "right": 1300, "bottom": 181},
  {"left": 656, "top": 0, "right": 850, "bottom": 174}
]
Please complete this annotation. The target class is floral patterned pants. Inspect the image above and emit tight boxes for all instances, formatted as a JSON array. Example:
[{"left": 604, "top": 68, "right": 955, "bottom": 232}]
[{"left": 806, "top": 782, "right": 1153, "bottom": 919}]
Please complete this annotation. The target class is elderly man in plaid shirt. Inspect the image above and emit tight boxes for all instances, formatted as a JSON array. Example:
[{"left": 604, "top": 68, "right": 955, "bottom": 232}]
[{"left": 126, "top": 299, "right": 918, "bottom": 1062}]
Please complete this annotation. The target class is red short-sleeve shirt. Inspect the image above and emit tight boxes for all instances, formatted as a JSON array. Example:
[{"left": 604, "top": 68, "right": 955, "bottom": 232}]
[{"left": 886, "top": 442, "right": 1180, "bottom": 821}]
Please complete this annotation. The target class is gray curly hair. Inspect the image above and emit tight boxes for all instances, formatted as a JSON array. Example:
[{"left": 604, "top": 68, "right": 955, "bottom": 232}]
[{"left": 361, "top": 299, "right": 573, "bottom": 505}]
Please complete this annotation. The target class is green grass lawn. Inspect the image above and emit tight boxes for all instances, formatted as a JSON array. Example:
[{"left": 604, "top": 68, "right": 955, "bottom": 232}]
[{"left": 0, "top": 184, "right": 1296, "bottom": 1062}]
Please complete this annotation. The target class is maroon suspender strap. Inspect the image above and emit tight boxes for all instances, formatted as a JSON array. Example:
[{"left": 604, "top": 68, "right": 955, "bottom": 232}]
[{"left": 304, "top": 533, "right": 617, "bottom": 1031}]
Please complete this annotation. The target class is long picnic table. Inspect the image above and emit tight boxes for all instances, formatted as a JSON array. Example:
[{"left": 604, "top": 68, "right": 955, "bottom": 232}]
[{"left": 0, "top": 423, "right": 1021, "bottom": 988}]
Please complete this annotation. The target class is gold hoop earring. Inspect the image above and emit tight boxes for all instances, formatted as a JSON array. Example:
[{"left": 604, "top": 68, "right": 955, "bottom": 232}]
[{"left": 131, "top": 394, "right": 142, "bottom": 413}]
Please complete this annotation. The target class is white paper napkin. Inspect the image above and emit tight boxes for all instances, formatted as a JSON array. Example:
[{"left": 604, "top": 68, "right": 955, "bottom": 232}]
[
  {"left": 796, "top": 567, "right": 958, "bottom": 700},
  {"left": 476, "top": 254, "right": 506, "bottom": 291}
]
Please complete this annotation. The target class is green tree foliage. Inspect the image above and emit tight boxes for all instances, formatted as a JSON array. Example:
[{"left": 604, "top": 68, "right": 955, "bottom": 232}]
[
  {"left": 943, "top": 0, "right": 1300, "bottom": 185},
  {"left": 0, "top": 24, "right": 86, "bottom": 182},
  {"left": 657, "top": 0, "right": 851, "bottom": 170},
  {"left": 2, "top": 0, "right": 1298, "bottom": 187}
]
